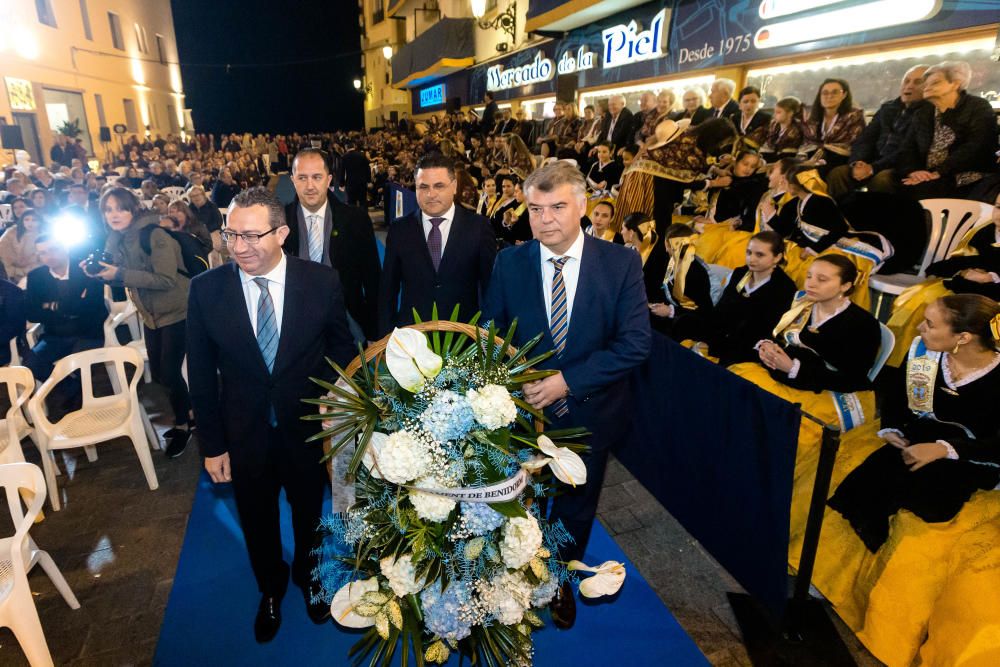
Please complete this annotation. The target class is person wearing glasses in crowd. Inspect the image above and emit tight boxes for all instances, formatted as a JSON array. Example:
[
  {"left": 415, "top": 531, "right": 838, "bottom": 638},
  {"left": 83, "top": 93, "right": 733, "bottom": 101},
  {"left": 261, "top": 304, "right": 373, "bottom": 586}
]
[{"left": 187, "top": 187, "right": 355, "bottom": 643}]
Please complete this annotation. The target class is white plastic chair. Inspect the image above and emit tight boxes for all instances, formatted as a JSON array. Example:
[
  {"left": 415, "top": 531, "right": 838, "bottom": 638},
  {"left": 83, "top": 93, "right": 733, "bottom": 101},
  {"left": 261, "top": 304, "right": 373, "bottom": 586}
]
[
  {"left": 869, "top": 323, "right": 895, "bottom": 382},
  {"left": 0, "top": 462, "right": 81, "bottom": 666},
  {"left": 0, "top": 204, "right": 11, "bottom": 222},
  {"left": 8, "top": 338, "right": 20, "bottom": 366},
  {"left": 100, "top": 297, "right": 158, "bottom": 450},
  {"left": 870, "top": 199, "right": 993, "bottom": 314},
  {"left": 26, "top": 346, "right": 158, "bottom": 511},
  {"left": 0, "top": 367, "right": 38, "bottom": 466},
  {"left": 160, "top": 186, "right": 186, "bottom": 201}
]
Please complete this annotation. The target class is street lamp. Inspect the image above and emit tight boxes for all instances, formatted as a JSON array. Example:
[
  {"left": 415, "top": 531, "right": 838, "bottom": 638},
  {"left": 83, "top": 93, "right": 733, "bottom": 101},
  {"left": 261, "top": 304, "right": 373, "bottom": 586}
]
[
  {"left": 470, "top": 0, "right": 517, "bottom": 48},
  {"left": 382, "top": 44, "right": 393, "bottom": 60},
  {"left": 353, "top": 78, "right": 362, "bottom": 90}
]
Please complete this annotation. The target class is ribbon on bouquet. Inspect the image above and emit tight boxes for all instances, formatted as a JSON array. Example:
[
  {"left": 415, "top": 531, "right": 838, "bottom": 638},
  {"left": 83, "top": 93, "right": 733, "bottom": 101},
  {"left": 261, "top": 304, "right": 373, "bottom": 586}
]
[{"left": 407, "top": 469, "right": 529, "bottom": 503}]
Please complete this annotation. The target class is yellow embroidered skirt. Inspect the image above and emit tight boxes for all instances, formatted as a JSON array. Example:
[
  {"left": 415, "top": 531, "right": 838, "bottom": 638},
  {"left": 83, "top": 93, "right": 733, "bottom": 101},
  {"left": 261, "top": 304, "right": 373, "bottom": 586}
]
[
  {"left": 885, "top": 278, "right": 952, "bottom": 368},
  {"left": 782, "top": 242, "right": 876, "bottom": 311},
  {"left": 694, "top": 224, "right": 752, "bottom": 269}
]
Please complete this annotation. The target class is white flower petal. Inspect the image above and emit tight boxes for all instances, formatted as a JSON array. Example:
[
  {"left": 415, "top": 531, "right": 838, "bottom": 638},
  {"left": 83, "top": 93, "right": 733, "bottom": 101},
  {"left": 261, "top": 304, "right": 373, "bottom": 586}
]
[
  {"left": 385, "top": 328, "right": 442, "bottom": 392},
  {"left": 330, "top": 578, "right": 379, "bottom": 628},
  {"left": 362, "top": 432, "right": 390, "bottom": 480},
  {"left": 569, "top": 560, "right": 626, "bottom": 598},
  {"left": 520, "top": 455, "right": 551, "bottom": 473},
  {"left": 537, "top": 435, "right": 587, "bottom": 487}
]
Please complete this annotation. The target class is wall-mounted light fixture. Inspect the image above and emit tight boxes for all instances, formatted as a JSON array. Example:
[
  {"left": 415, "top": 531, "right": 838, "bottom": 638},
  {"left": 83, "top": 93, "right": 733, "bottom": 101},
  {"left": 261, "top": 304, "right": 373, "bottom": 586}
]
[{"left": 471, "top": 0, "right": 517, "bottom": 51}]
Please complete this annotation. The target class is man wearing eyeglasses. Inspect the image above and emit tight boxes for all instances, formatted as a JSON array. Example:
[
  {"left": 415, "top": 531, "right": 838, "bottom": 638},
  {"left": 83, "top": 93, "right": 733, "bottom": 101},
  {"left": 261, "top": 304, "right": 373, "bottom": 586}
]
[
  {"left": 284, "top": 148, "right": 381, "bottom": 341},
  {"left": 186, "top": 187, "right": 355, "bottom": 642},
  {"left": 377, "top": 152, "right": 496, "bottom": 337}
]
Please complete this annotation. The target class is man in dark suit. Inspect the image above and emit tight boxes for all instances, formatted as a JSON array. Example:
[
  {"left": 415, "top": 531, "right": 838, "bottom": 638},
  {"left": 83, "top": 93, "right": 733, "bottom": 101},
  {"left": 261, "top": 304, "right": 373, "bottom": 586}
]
[
  {"left": 187, "top": 187, "right": 355, "bottom": 643},
  {"left": 338, "top": 142, "right": 371, "bottom": 207},
  {"left": 483, "top": 161, "right": 651, "bottom": 629},
  {"left": 377, "top": 153, "right": 496, "bottom": 337},
  {"left": 284, "top": 148, "right": 381, "bottom": 341},
  {"left": 599, "top": 94, "right": 634, "bottom": 151},
  {"left": 708, "top": 78, "right": 740, "bottom": 121},
  {"left": 482, "top": 92, "right": 500, "bottom": 135}
]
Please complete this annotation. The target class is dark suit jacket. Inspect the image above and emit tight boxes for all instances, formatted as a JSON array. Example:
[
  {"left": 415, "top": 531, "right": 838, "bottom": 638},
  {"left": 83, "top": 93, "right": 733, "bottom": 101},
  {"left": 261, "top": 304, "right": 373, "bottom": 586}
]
[
  {"left": 712, "top": 99, "right": 741, "bottom": 121},
  {"left": 378, "top": 206, "right": 496, "bottom": 337},
  {"left": 339, "top": 150, "right": 371, "bottom": 189},
  {"left": 482, "top": 101, "right": 500, "bottom": 133},
  {"left": 670, "top": 106, "right": 713, "bottom": 126},
  {"left": 284, "top": 197, "right": 381, "bottom": 340},
  {"left": 483, "top": 235, "right": 651, "bottom": 444},
  {"left": 600, "top": 108, "right": 635, "bottom": 150},
  {"left": 187, "top": 256, "right": 355, "bottom": 474}
]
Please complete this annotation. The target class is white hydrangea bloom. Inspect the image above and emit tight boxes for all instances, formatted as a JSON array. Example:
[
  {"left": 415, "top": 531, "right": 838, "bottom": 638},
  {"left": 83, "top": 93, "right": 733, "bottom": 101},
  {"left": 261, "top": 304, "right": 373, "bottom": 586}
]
[
  {"left": 466, "top": 384, "right": 518, "bottom": 430},
  {"left": 480, "top": 571, "right": 534, "bottom": 625},
  {"left": 409, "top": 477, "right": 457, "bottom": 522},
  {"left": 379, "top": 553, "right": 426, "bottom": 597},
  {"left": 374, "top": 430, "right": 429, "bottom": 485},
  {"left": 500, "top": 515, "right": 543, "bottom": 570}
]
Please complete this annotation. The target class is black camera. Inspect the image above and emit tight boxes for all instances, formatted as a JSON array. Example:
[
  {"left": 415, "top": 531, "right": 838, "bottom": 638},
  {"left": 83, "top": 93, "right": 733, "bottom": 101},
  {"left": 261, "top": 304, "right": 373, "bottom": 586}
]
[{"left": 85, "top": 250, "right": 112, "bottom": 275}]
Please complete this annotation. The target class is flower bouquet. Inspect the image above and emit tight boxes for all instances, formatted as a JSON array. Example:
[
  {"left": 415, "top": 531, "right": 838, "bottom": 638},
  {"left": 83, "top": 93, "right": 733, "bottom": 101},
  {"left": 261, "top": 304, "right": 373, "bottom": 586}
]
[{"left": 305, "top": 311, "right": 625, "bottom": 666}]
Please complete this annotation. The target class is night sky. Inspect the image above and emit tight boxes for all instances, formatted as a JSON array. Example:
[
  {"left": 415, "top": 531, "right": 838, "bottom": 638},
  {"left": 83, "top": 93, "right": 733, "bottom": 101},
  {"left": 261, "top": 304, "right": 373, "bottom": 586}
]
[{"left": 170, "top": 0, "right": 364, "bottom": 135}]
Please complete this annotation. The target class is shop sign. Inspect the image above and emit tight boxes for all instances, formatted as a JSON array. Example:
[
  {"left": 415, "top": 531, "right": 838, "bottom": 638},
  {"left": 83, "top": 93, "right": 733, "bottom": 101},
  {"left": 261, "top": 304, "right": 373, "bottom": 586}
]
[
  {"left": 557, "top": 46, "right": 596, "bottom": 75},
  {"left": 419, "top": 83, "right": 447, "bottom": 108},
  {"left": 5, "top": 77, "right": 36, "bottom": 111},
  {"left": 601, "top": 8, "right": 666, "bottom": 70},
  {"left": 486, "top": 51, "right": 555, "bottom": 92}
]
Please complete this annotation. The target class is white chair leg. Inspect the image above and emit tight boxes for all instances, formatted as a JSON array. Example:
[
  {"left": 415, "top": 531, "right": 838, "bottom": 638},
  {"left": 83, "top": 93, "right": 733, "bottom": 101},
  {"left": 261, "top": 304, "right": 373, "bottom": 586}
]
[
  {"left": 38, "top": 446, "right": 61, "bottom": 512},
  {"left": 83, "top": 446, "right": 98, "bottom": 462},
  {"left": 35, "top": 550, "right": 81, "bottom": 610},
  {"left": 105, "top": 361, "right": 123, "bottom": 394},
  {"left": 140, "top": 405, "right": 160, "bottom": 450},
  {"left": 129, "top": 417, "right": 159, "bottom": 491},
  {"left": 7, "top": 588, "right": 55, "bottom": 667}
]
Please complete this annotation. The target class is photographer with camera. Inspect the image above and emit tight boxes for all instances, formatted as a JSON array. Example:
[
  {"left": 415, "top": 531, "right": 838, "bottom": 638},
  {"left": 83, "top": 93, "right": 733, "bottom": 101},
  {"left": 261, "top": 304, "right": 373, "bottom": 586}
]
[{"left": 85, "top": 187, "right": 194, "bottom": 458}]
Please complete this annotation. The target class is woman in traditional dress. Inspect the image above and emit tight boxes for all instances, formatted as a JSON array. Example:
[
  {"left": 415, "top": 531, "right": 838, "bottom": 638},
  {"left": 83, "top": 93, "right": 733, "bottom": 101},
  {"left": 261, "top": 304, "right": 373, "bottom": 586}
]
[
  {"left": 801, "top": 78, "right": 865, "bottom": 176},
  {"left": 699, "top": 231, "right": 797, "bottom": 366},
  {"left": 476, "top": 176, "right": 499, "bottom": 218},
  {"left": 648, "top": 224, "right": 714, "bottom": 341},
  {"left": 489, "top": 174, "right": 519, "bottom": 243},
  {"left": 760, "top": 97, "right": 805, "bottom": 162},
  {"left": 612, "top": 118, "right": 737, "bottom": 235},
  {"left": 498, "top": 182, "right": 531, "bottom": 247},
  {"left": 694, "top": 150, "right": 768, "bottom": 264},
  {"left": 585, "top": 200, "right": 624, "bottom": 244},
  {"left": 885, "top": 192, "right": 1000, "bottom": 367},
  {"left": 621, "top": 212, "right": 667, "bottom": 307}
]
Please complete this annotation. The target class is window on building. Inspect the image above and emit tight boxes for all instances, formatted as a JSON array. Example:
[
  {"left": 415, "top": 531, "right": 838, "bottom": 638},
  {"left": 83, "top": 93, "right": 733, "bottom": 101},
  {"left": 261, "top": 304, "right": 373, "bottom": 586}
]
[
  {"left": 156, "top": 34, "right": 167, "bottom": 64},
  {"left": 123, "top": 98, "right": 138, "bottom": 132},
  {"left": 134, "top": 24, "right": 149, "bottom": 53},
  {"left": 108, "top": 12, "right": 124, "bottom": 50},
  {"left": 372, "top": 0, "right": 385, "bottom": 24},
  {"left": 167, "top": 105, "right": 180, "bottom": 133},
  {"left": 79, "top": 0, "right": 92, "bottom": 39},
  {"left": 35, "top": 0, "right": 57, "bottom": 27},
  {"left": 94, "top": 93, "right": 107, "bottom": 127}
]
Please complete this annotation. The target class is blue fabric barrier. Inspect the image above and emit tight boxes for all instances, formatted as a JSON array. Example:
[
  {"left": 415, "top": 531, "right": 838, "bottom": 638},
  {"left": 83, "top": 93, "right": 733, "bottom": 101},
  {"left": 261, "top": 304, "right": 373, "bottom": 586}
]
[
  {"left": 154, "top": 472, "right": 708, "bottom": 666},
  {"left": 384, "top": 183, "right": 418, "bottom": 224},
  {"left": 617, "top": 333, "right": 800, "bottom": 620}
]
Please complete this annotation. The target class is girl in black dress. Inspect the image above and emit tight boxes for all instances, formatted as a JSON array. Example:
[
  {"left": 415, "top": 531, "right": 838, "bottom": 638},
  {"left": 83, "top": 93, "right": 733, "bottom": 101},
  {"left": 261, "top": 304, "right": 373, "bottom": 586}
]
[{"left": 649, "top": 223, "right": 714, "bottom": 341}]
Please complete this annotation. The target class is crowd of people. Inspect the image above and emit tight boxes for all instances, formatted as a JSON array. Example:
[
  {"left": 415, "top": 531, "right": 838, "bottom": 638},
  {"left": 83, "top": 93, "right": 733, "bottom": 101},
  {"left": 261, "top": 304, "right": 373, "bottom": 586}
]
[{"left": 0, "top": 57, "right": 998, "bottom": 660}]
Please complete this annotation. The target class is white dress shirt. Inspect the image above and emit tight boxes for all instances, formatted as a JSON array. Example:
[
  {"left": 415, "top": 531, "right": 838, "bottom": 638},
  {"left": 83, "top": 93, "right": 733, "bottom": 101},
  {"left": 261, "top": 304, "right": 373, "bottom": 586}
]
[
  {"left": 421, "top": 203, "right": 456, "bottom": 252},
  {"left": 239, "top": 253, "right": 287, "bottom": 336},
  {"left": 540, "top": 229, "right": 585, "bottom": 323}
]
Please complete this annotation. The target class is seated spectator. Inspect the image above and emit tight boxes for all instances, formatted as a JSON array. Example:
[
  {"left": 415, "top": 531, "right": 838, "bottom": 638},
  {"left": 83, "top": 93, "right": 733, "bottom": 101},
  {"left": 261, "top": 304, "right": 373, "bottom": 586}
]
[
  {"left": 670, "top": 88, "right": 712, "bottom": 126},
  {"left": 801, "top": 78, "right": 866, "bottom": 176},
  {"left": 896, "top": 61, "right": 999, "bottom": 200},
  {"left": 490, "top": 174, "right": 519, "bottom": 242},
  {"left": 476, "top": 176, "right": 498, "bottom": 218},
  {"left": 166, "top": 200, "right": 213, "bottom": 252},
  {"left": 210, "top": 167, "right": 241, "bottom": 209},
  {"left": 702, "top": 231, "right": 797, "bottom": 366},
  {"left": 0, "top": 277, "right": 25, "bottom": 366},
  {"left": 827, "top": 65, "right": 929, "bottom": 198},
  {"left": 6, "top": 197, "right": 31, "bottom": 229},
  {"left": 162, "top": 160, "right": 189, "bottom": 188},
  {"left": 694, "top": 150, "right": 769, "bottom": 265},
  {"left": 504, "top": 134, "right": 536, "bottom": 181},
  {"left": 151, "top": 194, "right": 171, "bottom": 215},
  {"left": 2, "top": 178, "right": 26, "bottom": 204},
  {"left": 0, "top": 209, "right": 44, "bottom": 284},
  {"left": 622, "top": 212, "right": 667, "bottom": 308},
  {"left": 141, "top": 179, "right": 160, "bottom": 200},
  {"left": 829, "top": 294, "right": 1000, "bottom": 552},
  {"left": 769, "top": 164, "right": 848, "bottom": 269},
  {"left": 886, "top": 192, "right": 1000, "bottom": 367},
  {"left": 636, "top": 91, "right": 676, "bottom": 148},
  {"left": 497, "top": 181, "right": 531, "bottom": 248},
  {"left": 585, "top": 200, "right": 623, "bottom": 244},
  {"left": 585, "top": 142, "right": 622, "bottom": 193},
  {"left": 733, "top": 86, "right": 771, "bottom": 150},
  {"left": 187, "top": 185, "right": 224, "bottom": 233},
  {"left": 760, "top": 97, "right": 805, "bottom": 162},
  {"left": 62, "top": 183, "right": 106, "bottom": 257},
  {"left": 649, "top": 223, "right": 714, "bottom": 341},
  {"left": 30, "top": 188, "right": 59, "bottom": 218},
  {"left": 24, "top": 235, "right": 107, "bottom": 381}
]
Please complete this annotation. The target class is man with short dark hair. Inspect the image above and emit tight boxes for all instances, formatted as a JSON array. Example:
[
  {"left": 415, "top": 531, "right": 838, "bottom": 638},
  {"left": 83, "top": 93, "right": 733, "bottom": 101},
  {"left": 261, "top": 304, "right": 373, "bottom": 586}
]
[
  {"left": 285, "top": 148, "right": 381, "bottom": 341},
  {"left": 482, "top": 92, "right": 500, "bottom": 135},
  {"left": 338, "top": 143, "right": 371, "bottom": 207},
  {"left": 187, "top": 186, "right": 355, "bottom": 642},
  {"left": 378, "top": 153, "right": 496, "bottom": 336}
]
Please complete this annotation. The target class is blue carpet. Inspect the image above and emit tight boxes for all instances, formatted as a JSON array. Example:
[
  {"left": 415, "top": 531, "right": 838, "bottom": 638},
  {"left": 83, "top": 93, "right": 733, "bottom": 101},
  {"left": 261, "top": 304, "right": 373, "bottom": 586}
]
[{"left": 154, "top": 473, "right": 708, "bottom": 666}]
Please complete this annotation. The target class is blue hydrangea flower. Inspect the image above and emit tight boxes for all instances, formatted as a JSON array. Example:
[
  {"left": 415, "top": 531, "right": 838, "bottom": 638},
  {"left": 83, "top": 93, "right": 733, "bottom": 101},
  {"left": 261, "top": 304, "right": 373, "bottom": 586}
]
[
  {"left": 421, "top": 580, "right": 473, "bottom": 640},
  {"left": 461, "top": 502, "right": 506, "bottom": 536},
  {"left": 419, "top": 390, "right": 475, "bottom": 443}
]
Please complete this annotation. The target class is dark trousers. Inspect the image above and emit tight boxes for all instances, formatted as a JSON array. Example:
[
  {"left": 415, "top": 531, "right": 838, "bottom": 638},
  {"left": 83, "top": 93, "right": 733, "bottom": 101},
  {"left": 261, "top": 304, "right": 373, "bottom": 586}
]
[
  {"left": 144, "top": 320, "right": 191, "bottom": 425},
  {"left": 27, "top": 335, "right": 102, "bottom": 381},
  {"left": 346, "top": 184, "right": 367, "bottom": 207},
  {"left": 652, "top": 176, "right": 686, "bottom": 236},
  {"left": 231, "top": 427, "right": 327, "bottom": 596}
]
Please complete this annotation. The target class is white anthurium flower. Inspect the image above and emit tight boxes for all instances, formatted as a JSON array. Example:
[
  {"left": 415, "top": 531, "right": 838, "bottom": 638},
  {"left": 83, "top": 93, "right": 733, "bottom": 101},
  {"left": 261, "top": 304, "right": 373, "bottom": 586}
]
[
  {"left": 385, "top": 327, "right": 443, "bottom": 392},
  {"left": 537, "top": 435, "right": 587, "bottom": 487},
  {"left": 361, "top": 431, "right": 390, "bottom": 479},
  {"left": 520, "top": 455, "right": 550, "bottom": 473},
  {"left": 567, "top": 560, "right": 626, "bottom": 598},
  {"left": 330, "top": 577, "right": 380, "bottom": 628}
]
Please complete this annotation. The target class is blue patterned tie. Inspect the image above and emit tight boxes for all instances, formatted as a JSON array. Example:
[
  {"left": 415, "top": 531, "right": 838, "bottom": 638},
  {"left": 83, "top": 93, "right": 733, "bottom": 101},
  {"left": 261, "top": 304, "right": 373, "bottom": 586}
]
[
  {"left": 548, "top": 257, "right": 570, "bottom": 418},
  {"left": 254, "top": 278, "right": 279, "bottom": 426}
]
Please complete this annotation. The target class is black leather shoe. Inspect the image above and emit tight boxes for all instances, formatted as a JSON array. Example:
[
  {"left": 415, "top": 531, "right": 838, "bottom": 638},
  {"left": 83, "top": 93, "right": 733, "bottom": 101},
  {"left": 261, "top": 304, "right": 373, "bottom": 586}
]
[
  {"left": 254, "top": 595, "right": 282, "bottom": 643},
  {"left": 302, "top": 580, "right": 330, "bottom": 624},
  {"left": 549, "top": 581, "right": 576, "bottom": 630}
]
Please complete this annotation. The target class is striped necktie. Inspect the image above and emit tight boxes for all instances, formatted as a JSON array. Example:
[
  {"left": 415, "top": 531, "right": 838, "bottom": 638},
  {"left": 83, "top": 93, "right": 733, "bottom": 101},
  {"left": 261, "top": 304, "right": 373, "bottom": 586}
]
[
  {"left": 254, "top": 277, "right": 278, "bottom": 372},
  {"left": 307, "top": 213, "right": 324, "bottom": 263},
  {"left": 548, "top": 256, "right": 570, "bottom": 417}
]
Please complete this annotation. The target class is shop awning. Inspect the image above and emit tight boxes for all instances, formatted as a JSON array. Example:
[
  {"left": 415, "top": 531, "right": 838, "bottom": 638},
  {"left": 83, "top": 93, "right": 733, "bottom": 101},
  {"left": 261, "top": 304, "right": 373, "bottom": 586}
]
[
  {"left": 391, "top": 18, "right": 476, "bottom": 89},
  {"left": 525, "top": 0, "right": 651, "bottom": 33}
]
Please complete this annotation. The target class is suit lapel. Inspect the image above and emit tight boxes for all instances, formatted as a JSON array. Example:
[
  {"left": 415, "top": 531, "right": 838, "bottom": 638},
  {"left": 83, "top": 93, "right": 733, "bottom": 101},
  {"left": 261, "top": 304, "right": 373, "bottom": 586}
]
[
  {"left": 565, "top": 235, "right": 596, "bottom": 349},
  {"left": 526, "top": 241, "right": 555, "bottom": 351},
  {"left": 225, "top": 264, "right": 270, "bottom": 377},
  {"left": 410, "top": 213, "right": 437, "bottom": 274},
  {"left": 437, "top": 208, "right": 463, "bottom": 275}
]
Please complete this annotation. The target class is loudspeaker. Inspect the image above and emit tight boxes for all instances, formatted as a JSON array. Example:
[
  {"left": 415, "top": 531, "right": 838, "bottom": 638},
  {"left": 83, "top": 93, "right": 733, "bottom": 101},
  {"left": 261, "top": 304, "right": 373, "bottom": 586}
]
[
  {"left": 556, "top": 74, "right": 578, "bottom": 104},
  {"left": 448, "top": 96, "right": 462, "bottom": 112},
  {"left": 0, "top": 125, "right": 24, "bottom": 150},
  {"left": 99, "top": 126, "right": 112, "bottom": 142}
]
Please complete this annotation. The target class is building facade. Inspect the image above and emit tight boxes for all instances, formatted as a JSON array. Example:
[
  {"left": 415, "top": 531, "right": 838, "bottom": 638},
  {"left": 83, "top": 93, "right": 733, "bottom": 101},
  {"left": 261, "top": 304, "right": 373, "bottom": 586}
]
[{"left": 0, "top": 0, "right": 190, "bottom": 165}]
